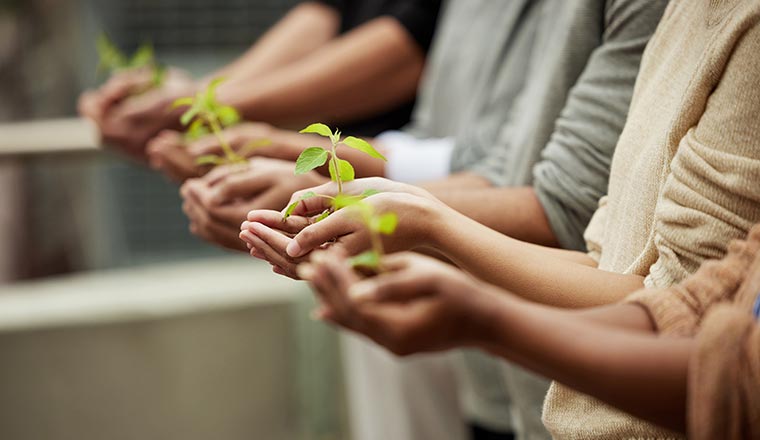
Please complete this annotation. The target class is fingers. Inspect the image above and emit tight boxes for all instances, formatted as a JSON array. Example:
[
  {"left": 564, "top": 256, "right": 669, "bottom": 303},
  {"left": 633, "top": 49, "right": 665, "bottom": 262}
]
[
  {"left": 147, "top": 131, "right": 203, "bottom": 183},
  {"left": 182, "top": 196, "right": 248, "bottom": 252},
  {"left": 205, "top": 171, "right": 273, "bottom": 206},
  {"left": 287, "top": 211, "right": 364, "bottom": 258},
  {"left": 245, "top": 210, "right": 312, "bottom": 235},
  {"left": 240, "top": 223, "right": 305, "bottom": 279}
]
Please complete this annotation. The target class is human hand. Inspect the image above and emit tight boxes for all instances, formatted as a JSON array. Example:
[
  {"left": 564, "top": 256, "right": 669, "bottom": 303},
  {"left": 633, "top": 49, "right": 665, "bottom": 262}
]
[
  {"left": 240, "top": 188, "right": 446, "bottom": 278},
  {"left": 146, "top": 122, "right": 275, "bottom": 183},
  {"left": 181, "top": 157, "right": 327, "bottom": 252},
  {"left": 301, "top": 251, "right": 499, "bottom": 356},
  {"left": 79, "top": 68, "right": 196, "bottom": 158}
]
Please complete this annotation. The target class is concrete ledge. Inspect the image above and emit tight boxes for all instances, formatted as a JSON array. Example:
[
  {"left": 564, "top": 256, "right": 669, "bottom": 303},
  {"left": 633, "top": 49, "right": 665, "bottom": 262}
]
[
  {"left": 0, "top": 257, "right": 304, "bottom": 331},
  {"left": 0, "top": 258, "right": 310, "bottom": 440},
  {"left": 0, "top": 118, "right": 100, "bottom": 156}
]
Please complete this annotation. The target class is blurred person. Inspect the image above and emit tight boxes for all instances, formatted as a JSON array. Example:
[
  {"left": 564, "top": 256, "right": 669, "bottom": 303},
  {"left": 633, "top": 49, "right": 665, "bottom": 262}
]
[
  {"left": 300, "top": 223, "right": 760, "bottom": 440},
  {"left": 193, "top": 0, "right": 667, "bottom": 439},
  {"left": 242, "top": 0, "right": 760, "bottom": 437},
  {"left": 78, "top": 0, "right": 442, "bottom": 157}
]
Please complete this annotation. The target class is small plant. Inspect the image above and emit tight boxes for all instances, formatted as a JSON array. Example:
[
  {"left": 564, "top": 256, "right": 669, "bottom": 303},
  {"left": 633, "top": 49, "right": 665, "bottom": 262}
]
[
  {"left": 96, "top": 33, "right": 166, "bottom": 88},
  {"left": 341, "top": 197, "right": 398, "bottom": 271},
  {"left": 282, "top": 125, "right": 394, "bottom": 271},
  {"left": 172, "top": 78, "right": 269, "bottom": 167},
  {"left": 294, "top": 124, "right": 386, "bottom": 194}
]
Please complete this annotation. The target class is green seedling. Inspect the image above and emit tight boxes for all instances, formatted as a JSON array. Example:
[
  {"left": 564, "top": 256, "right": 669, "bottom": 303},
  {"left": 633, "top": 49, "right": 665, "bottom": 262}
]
[
  {"left": 341, "top": 197, "right": 398, "bottom": 271},
  {"left": 172, "top": 78, "right": 270, "bottom": 167},
  {"left": 96, "top": 33, "right": 166, "bottom": 88},
  {"left": 283, "top": 189, "right": 380, "bottom": 221},
  {"left": 295, "top": 123, "right": 386, "bottom": 195}
]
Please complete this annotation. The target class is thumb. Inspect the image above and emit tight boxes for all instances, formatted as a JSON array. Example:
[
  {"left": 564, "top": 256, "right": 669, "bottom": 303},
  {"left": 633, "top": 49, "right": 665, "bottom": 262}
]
[
  {"left": 208, "top": 172, "right": 271, "bottom": 206},
  {"left": 348, "top": 270, "right": 436, "bottom": 304}
]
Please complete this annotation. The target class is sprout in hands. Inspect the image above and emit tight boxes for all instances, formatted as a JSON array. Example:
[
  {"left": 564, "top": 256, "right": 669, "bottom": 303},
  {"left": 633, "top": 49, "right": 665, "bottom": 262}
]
[
  {"left": 172, "top": 78, "right": 269, "bottom": 167},
  {"left": 96, "top": 33, "right": 166, "bottom": 88},
  {"left": 295, "top": 123, "right": 386, "bottom": 194}
]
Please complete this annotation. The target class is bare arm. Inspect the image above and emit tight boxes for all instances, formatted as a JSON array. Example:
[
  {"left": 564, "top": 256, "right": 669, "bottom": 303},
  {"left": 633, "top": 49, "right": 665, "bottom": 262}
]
[
  {"left": 479, "top": 291, "right": 688, "bottom": 433},
  {"left": 426, "top": 203, "right": 644, "bottom": 307},
  {"left": 209, "top": 2, "right": 340, "bottom": 82},
  {"left": 217, "top": 16, "right": 425, "bottom": 128},
  {"left": 305, "top": 252, "right": 686, "bottom": 433}
]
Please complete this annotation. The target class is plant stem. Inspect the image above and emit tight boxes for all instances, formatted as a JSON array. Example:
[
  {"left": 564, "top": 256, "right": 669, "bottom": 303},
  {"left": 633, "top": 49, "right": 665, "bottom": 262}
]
[
  {"left": 208, "top": 116, "right": 242, "bottom": 163},
  {"left": 331, "top": 139, "right": 343, "bottom": 194}
]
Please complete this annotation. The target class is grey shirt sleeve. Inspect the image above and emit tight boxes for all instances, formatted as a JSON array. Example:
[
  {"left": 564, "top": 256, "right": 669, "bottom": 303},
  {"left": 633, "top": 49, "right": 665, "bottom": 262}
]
[{"left": 533, "top": 0, "right": 668, "bottom": 251}]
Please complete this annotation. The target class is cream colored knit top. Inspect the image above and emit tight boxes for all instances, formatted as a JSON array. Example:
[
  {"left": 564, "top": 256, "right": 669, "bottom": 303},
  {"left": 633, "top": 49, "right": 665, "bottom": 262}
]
[{"left": 543, "top": 0, "right": 760, "bottom": 438}]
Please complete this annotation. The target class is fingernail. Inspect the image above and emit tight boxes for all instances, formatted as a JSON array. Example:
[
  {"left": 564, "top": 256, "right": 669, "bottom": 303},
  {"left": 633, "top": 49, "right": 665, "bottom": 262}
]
[
  {"left": 240, "top": 230, "right": 255, "bottom": 243},
  {"left": 349, "top": 282, "right": 375, "bottom": 302},
  {"left": 287, "top": 240, "right": 303, "bottom": 258},
  {"left": 296, "top": 264, "right": 315, "bottom": 280},
  {"left": 241, "top": 221, "right": 251, "bottom": 230}
]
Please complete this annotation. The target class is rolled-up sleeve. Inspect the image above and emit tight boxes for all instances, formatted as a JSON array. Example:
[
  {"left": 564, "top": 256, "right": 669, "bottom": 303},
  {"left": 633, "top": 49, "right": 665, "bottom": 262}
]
[
  {"left": 645, "top": 24, "right": 760, "bottom": 288},
  {"left": 689, "top": 305, "right": 760, "bottom": 440},
  {"left": 533, "top": 0, "right": 667, "bottom": 251}
]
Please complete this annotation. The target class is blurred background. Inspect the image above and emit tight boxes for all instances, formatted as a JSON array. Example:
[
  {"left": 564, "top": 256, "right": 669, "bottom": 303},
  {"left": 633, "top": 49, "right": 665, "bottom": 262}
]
[{"left": 0, "top": 1, "right": 348, "bottom": 438}]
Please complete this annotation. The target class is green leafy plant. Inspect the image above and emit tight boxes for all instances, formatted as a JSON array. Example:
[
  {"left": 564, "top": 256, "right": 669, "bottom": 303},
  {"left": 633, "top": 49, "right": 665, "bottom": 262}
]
[
  {"left": 284, "top": 124, "right": 395, "bottom": 270},
  {"left": 294, "top": 123, "right": 386, "bottom": 194},
  {"left": 342, "top": 198, "right": 398, "bottom": 271},
  {"left": 172, "top": 78, "right": 269, "bottom": 167},
  {"left": 96, "top": 33, "right": 166, "bottom": 87}
]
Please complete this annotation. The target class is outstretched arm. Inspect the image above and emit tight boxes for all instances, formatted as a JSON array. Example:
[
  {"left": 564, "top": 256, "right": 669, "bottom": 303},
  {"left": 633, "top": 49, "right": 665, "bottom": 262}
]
[
  {"left": 216, "top": 16, "right": 426, "bottom": 128},
  {"left": 302, "top": 252, "right": 688, "bottom": 433}
]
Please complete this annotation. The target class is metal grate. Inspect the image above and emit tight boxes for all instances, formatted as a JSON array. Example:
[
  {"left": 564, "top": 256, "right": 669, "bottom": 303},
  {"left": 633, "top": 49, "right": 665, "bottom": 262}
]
[
  {"left": 86, "top": 0, "right": 298, "bottom": 267},
  {"left": 94, "top": 0, "right": 298, "bottom": 51}
]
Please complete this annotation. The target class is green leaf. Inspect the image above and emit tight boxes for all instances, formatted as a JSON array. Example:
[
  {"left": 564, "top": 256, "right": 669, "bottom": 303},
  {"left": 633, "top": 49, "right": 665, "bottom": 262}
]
[
  {"left": 96, "top": 33, "right": 127, "bottom": 72},
  {"left": 374, "top": 213, "right": 398, "bottom": 235},
  {"left": 329, "top": 158, "right": 355, "bottom": 183},
  {"left": 180, "top": 107, "right": 200, "bottom": 126},
  {"left": 129, "top": 42, "right": 154, "bottom": 68},
  {"left": 238, "top": 138, "right": 272, "bottom": 156},
  {"left": 195, "top": 155, "right": 225, "bottom": 166},
  {"left": 152, "top": 64, "right": 167, "bottom": 87},
  {"left": 171, "top": 97, "right": 195, "bottom": 109},
  {"left": 342, "top": 136, "right": 387, "bottom": 161},
  {"left": 348, "top": 251, "right": 381, "bottom": 270},
  {"left": 217, "top": 106, "right": 240, "bottom": 127},
  {"left": 295, "top": 148, "right": 329, "bottom": 175},
  {"left": 299, "top": 123, "right": 333, "bottom": 138},
  {"left": 332, "top": 194, "right": 363, "bottom": 210},
  {"left": 314, "top": 210, "right": 331, "bottom": 223},
  {"left": 186, "top": 119, "right": 210, "bottom": 140},
  {"left": 361, "top": 189, "right": 381, "bottom": 198},
  {"left": 284, "top": 192, "right": 319, "bottom": 218}
]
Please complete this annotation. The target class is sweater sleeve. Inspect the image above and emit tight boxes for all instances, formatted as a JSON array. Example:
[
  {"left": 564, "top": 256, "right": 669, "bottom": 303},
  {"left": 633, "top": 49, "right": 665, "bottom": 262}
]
[
  {"left": 688, "top": 305, "right": 760, "bottom": 440},
  {"left": 646, "top": 24, "right": 760, "bottom": 288},
  {"left": 531, "top": 0, "right": 667, "bottom": 251},
  {"left": 626, "top": 224, "right": 760, "bottom": 337}
]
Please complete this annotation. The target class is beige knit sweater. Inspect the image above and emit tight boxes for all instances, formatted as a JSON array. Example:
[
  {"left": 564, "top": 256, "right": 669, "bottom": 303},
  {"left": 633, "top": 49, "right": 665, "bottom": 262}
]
[{"left": 542, "top": 0, "right": 760, "bottom": 438}]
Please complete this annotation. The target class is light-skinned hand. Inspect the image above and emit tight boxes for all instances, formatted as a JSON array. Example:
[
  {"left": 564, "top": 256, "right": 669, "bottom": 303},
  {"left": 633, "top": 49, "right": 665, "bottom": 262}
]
[{"left": 181, "top": 157, "right": 327, "bottom": 252}]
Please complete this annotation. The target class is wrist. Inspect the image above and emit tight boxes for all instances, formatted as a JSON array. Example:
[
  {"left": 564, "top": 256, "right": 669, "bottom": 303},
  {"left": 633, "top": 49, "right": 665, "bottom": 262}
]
[{"left": 425, "top": 200, "right": 467, "bottom": 254}]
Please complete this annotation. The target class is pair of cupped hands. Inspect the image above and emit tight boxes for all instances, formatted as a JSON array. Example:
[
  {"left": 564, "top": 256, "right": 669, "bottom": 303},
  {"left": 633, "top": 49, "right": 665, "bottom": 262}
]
[{"left": 184, "top": 163, "right": 501, "bottom": 356}]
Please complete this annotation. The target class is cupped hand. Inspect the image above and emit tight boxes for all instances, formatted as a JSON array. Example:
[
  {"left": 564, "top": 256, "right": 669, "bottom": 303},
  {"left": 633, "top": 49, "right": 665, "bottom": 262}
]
[
  {"left": 300, "top": 251, "right": 498, "bottom": 356},
  {"left": 241, "top": 190, "right": 446, "bottom": 278},
  {"left": 79, "top": 68, "right": 196, "bottom": 158},
  {"left": 181, "top": 157, "right": 327, "bottom": 251}
]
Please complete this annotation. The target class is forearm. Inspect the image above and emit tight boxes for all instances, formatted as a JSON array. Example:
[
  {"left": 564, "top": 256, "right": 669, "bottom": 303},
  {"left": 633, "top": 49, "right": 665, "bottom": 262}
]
[
  {"left": 476, "top": 291, "right": 688, "bottom": 433},
  {"left": 209, "top": 2, "right": 339, "bottom": 82},
  {"left": 431, "top": 184, "right": 561, "bottom": 248},
  {"left": 217, "top": 17, "right": 424, "bottom": 127},
  {"left": 428, "top": 205, "right": 644, "bottom": 307}
]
